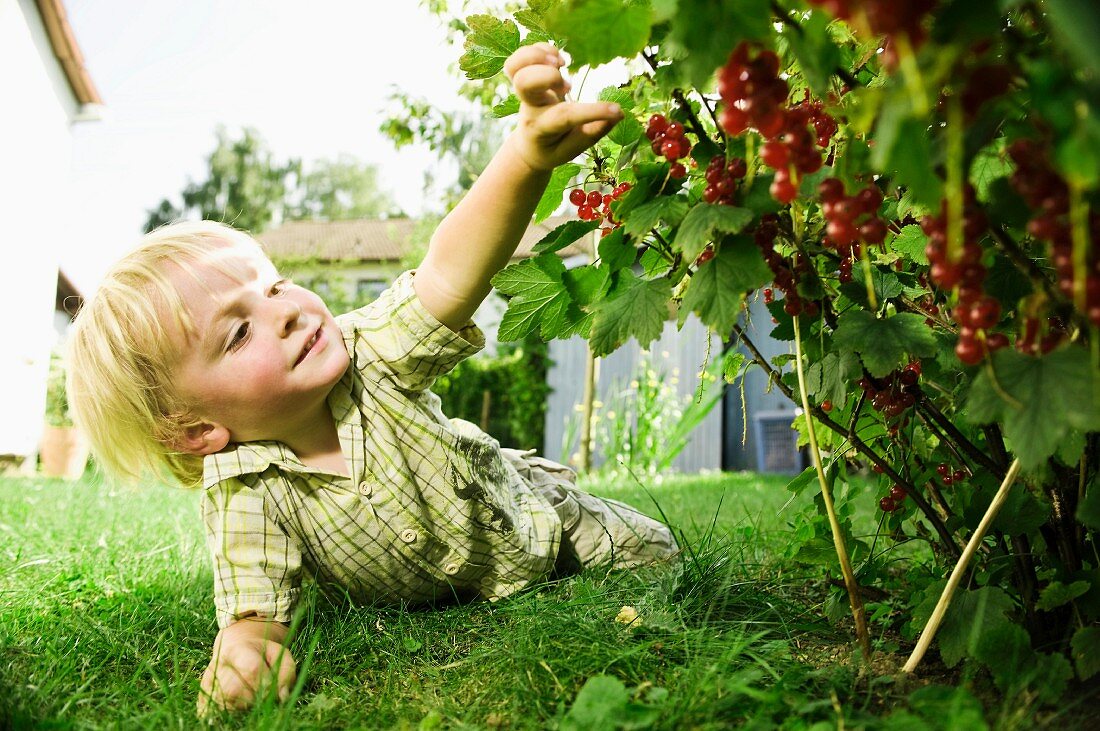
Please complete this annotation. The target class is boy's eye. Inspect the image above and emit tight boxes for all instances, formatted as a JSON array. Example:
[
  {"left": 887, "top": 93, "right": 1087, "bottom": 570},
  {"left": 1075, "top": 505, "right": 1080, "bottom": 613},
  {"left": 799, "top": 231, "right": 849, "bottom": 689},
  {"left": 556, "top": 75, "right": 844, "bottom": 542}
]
[
  {"left": 270, "top": 279, "right": 290, "bottom": 296},
  {"left": 228, "top": 323, "right": 250, "bottom": 351}
]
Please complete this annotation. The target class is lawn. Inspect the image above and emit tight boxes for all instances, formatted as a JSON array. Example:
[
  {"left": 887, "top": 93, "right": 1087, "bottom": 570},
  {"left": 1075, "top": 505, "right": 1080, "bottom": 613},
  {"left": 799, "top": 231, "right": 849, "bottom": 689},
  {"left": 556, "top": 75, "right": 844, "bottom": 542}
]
[{"left": 0, "top": 469, "right": 1092, "bottom": 729}]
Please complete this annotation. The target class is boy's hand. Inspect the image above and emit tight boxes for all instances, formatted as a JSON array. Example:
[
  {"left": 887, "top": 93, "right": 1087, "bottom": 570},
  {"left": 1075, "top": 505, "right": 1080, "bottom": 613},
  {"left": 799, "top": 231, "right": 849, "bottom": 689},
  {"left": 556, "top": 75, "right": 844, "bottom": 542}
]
[
  {"left": 504, "top": 42, "right": 624, "bottom": 171},
  {"left": 197, "top": 618, "right": 295, "bottom": 718}
]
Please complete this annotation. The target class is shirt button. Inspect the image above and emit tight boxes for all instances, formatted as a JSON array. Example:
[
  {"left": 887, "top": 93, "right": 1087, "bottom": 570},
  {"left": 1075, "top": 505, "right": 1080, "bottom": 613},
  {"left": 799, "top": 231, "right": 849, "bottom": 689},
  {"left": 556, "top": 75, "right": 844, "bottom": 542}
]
[
  {"left": 443, "top": 563, "right": 460, "bottom": 576},
  {"left": 400, "top": 529, "right": 417, "bottom": 543},
  {"left": 358, "top": 480, "right": 372, "bottom": 496}
]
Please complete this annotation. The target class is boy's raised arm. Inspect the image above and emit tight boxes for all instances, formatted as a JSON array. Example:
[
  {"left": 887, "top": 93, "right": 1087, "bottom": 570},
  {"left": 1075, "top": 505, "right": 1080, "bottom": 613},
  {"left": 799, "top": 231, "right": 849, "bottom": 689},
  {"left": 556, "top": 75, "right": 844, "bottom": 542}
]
[{"left": 414, "top": 43, "right": 623, "bottom": 333}]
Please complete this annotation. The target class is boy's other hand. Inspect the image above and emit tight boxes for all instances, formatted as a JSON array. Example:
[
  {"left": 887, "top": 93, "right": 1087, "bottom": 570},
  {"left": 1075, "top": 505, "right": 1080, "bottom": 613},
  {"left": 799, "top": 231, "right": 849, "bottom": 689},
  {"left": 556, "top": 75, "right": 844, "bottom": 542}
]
[
  {"left": 197, "top": 618, "right": 295, "bottom": 718},
  {"left": 504, "top": 42, "right": 624, "bottom": 171}
]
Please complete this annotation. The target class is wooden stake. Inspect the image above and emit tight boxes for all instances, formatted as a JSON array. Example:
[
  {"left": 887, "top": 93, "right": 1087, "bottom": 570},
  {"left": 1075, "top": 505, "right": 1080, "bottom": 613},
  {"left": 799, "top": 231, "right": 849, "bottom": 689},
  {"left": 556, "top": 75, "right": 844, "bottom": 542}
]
[
  {"left": 903, "top": 458, "right": 1022, "bottom": 674},
  {"left": 793, "top": 316, "right": 872, "bottom": 661}
]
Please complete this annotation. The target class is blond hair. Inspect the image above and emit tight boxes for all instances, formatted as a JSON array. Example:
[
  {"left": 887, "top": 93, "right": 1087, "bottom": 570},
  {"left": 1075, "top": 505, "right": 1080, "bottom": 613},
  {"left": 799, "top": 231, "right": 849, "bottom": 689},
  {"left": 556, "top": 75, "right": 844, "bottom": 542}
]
[{"left": 67, "top": 220, "right": 266, "bottom": 488}]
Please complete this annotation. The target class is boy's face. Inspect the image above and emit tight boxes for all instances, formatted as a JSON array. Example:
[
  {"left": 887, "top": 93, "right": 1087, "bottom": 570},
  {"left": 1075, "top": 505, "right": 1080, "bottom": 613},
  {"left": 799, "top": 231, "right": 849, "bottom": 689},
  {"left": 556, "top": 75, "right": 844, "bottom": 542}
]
[{"left": 167, "top": 243, "right": 350, "bottom": 448}]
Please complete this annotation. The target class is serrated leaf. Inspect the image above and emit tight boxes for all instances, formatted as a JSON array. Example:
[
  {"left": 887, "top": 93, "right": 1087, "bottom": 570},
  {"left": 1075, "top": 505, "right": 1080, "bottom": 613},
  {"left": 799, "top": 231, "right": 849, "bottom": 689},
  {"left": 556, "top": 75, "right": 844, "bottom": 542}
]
[
  {"left": 806, "top": 351, "right": 861, "bottom": 406},
  {"left": 969, "top": 140, "right": 1012, "bottom": 201},
  {"left": 596, "top": 227, "right": 636, "bottom": 272},
  {"left": 611, "top": 162, "right": 669, "bottom": 220},
  {"left": 681, "top": 238, "right": 770, "bottom": 333},
  {"left": 1036, "top": 580, "right": 1090, "bottom": 611},
  {"left": 966, "top": 347, "right": 1100, "bottom": 469},
  {"left": 1071, "top": 626, "right": 1100, "bottom": 680},
  {"left": 622, "top": 196, "right": 691, "bottom": 238},
  {"left": 722, "top": 350, "right": 746, "bottom": 384},
  {"left": 597, "top": 87, "right": 644, "bottom": 146},
  {"left": 460, "top": 15, "right": 521, "bottom": 80},
  {"left": 1076, "top": 475, "right": 1100, "bottom": 531},
  {"left": 674, "top": 204, "right": 754, "bottom": 261},
  {"left": 589, "top": 271, "right": 670, "bottom": 356},
  {"left": 891, "top": 224, "right": 929, "bottom": 265},
  {"left": 912, "top": 587, "right": 1015, "bottom": 668},
  {"left": 533, "top": 219, "right": 600, "bottom": 254},
  {"left": 664, "top": 0, "right": 771, "bottom": 88},
  {"left": 544, "top": 0, "right": 652, "bottom": 69},
  {"left": 972, "top": 622, "right": 1035, "bottom": 693},
  {"left": 491, "top": 254, "right": 585, "bottom": 341},
  {"left": 833, "top": 311, "right": 938, "bottom": 377},
  {"left": 491, "top": 94, "right": 520, "bottom": 118},
  {"left": 781, "top": 11, "right": 841, "bottom": 99},
  {"left": 840, "top": 265, "right": 904, "bottom": 306},
  {"left": 533, "top": 163, "right": 581, "bottom": 223}
]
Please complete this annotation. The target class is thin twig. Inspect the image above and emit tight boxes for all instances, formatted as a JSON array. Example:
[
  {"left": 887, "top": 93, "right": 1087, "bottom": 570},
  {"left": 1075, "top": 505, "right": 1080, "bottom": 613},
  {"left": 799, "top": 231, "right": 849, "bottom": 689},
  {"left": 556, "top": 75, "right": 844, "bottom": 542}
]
[{"left": 903, "top": 460, "right": 1023, "bottom": 674}]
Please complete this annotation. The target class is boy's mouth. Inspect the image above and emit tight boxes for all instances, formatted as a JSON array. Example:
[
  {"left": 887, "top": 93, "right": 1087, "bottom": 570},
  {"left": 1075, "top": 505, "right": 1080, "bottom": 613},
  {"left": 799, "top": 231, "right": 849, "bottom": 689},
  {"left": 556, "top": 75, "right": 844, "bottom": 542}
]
[{"left": 295, "top": 326, "right": 323, "bottom": 366}]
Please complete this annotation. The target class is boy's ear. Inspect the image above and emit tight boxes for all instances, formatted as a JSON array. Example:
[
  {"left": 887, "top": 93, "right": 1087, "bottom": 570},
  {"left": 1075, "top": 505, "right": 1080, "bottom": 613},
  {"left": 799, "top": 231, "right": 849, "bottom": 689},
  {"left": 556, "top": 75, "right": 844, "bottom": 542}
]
[{"left": 173, "top": 422, "right": 231, "bottom": 456}]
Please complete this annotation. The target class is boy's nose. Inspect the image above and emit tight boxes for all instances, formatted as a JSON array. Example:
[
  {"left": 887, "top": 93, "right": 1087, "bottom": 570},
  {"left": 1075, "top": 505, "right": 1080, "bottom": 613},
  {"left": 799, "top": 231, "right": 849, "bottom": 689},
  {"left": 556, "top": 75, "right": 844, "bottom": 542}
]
[{"left": 277, "top": 299, "right": 303, "bottom": 334}]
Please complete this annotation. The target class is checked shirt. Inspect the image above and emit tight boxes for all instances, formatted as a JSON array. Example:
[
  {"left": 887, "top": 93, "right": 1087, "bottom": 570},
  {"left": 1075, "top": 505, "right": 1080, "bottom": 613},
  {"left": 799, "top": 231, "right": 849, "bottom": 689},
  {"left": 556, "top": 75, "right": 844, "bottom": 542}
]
[{"left": 200, "top": 270, "right": 562, "bottom": 629}]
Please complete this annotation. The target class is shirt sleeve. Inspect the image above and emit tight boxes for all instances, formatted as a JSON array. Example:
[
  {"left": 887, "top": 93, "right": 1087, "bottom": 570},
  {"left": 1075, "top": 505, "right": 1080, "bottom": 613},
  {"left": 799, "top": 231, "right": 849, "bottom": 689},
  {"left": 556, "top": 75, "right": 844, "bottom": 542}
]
[
  {"left": 201, "top": 479, "right": 302, "bottom": 630},
  {"left": 337, "top": 269, "right": 486, "bottom": 393}
]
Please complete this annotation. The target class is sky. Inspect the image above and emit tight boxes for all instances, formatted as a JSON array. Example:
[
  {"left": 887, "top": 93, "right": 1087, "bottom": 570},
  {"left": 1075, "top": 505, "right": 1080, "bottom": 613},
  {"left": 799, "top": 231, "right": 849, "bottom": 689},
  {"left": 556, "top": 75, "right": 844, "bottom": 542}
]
[{"left": 63, "top": 0, "right": 470, "bottom": 294}]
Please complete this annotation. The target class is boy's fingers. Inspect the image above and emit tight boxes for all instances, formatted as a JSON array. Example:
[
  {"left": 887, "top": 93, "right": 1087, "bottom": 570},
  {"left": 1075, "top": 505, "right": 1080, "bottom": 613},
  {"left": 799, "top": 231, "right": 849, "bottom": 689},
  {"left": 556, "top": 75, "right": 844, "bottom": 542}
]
[
  {"left": 512, "top": 65, "right": 570, "bottom": 106},
  {"left": 503, "top": 42, "right": 563, "bottom": 80},
  {"left": 265, "top": 644, "right": 297, "bottom": 703},
  {"left": 532, "top": 102, "right": 623, "bottom": 139}
]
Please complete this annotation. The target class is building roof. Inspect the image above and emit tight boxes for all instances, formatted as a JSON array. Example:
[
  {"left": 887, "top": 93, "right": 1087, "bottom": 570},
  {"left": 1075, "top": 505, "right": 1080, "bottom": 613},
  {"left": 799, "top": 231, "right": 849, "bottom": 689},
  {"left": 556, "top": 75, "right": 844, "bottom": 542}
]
[
  {"left": 257, "top": 215, "right": 591, "bottom": 263},
  {"left": 56, "top": 269, "right": 82, "bottom": 316},
  {"left": 35, "top": 0, "right": 102, "bottom": 105}
]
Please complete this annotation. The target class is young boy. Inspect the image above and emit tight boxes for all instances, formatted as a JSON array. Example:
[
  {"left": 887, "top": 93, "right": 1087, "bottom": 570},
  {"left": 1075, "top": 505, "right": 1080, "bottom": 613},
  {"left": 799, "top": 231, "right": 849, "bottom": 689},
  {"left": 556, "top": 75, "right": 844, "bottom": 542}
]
[{"left": 66, "top": 44, "right": 677, "bottom": 715}]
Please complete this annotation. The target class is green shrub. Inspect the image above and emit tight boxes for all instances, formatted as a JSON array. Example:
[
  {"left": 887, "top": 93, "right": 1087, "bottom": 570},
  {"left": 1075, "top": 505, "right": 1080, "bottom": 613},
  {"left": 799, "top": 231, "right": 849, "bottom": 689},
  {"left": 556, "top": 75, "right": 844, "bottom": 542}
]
[{"left": 433, "top": 336, "right": 550, "bottom": 451}]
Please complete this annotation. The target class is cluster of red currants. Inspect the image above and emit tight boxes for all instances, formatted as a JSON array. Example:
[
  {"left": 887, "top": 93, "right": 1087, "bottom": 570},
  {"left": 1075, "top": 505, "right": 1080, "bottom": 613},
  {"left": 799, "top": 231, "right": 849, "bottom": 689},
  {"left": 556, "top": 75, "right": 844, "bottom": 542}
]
[
  {"left": 817, "top": 178, "right": 887, "bottom": 283},
  {"left": 702, "top": 155, "right": 748, "bottom": 205},
  {"left": 1008, "top": 139, "right": 1100, "bottom": 327},
  {"left": 568, "top": 182, "right": 633, "bottom": 237},
  {"left": 858, "top": 360, "right": 921, "bottom": 434},
  {"left": 920, "top": 189, "right": 1006, "bottom": 365},
  {"left": 936, "top": 462, "right": 969, "bottom": 486},
  {"left": 759, "top": 99, "right": 836, "bottom": 204},
  {"left": 718, "top": 43, "right": 788, "bottom": 139},
  {"left": 806, "top": 0, "right": 937, "bottom": 71},
  {"left": 879, "top": 483, "right": 908, "bottom": 513},
  {"left": 645, "top": 114, "right": 691, "bottom": 178},
  {"left": 755, "top": 215, "right": 819, "bottom": 317}
]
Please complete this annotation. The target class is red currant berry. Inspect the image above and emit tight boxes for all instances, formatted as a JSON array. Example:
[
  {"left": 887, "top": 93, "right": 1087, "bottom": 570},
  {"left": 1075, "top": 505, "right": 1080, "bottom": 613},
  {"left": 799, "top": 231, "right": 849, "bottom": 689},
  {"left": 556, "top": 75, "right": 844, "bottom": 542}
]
[
  {"left": 889, "top": 484, "right": 907, "bottom": 501},
  {"left": 821, "top": 400, "right": 833, "bottom": 412},
  {"left": 879, "top": 496, "right": 897, "bottom": 512},
  {"left": 569, "top": 188, "right": 586, "bottom": 206}
]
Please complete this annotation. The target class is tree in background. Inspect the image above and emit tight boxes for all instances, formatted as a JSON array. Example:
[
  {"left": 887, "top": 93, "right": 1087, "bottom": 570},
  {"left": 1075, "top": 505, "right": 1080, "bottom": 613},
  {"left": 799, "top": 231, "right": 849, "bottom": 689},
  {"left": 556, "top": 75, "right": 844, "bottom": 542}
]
[
  {"left": 285, "top": 153, "right": 402, "bottom": 221},
  {"left": 143, "top": 127, "right": 400, "bottom": 234}
]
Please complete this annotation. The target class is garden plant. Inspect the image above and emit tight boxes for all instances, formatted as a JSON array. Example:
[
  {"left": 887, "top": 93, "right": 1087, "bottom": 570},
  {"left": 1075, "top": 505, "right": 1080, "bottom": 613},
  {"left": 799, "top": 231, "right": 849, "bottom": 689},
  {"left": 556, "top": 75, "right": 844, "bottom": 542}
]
[{"left": 456, "top": 0, "right": 1100, "bottom": 706}]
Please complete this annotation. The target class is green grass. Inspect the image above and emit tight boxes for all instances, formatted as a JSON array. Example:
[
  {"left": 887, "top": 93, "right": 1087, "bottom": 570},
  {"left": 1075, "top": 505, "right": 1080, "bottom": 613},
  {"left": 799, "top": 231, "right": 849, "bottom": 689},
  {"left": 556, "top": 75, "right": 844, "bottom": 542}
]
[{"left": 0, "top": 469, "right": 1090, "bottom": 729}]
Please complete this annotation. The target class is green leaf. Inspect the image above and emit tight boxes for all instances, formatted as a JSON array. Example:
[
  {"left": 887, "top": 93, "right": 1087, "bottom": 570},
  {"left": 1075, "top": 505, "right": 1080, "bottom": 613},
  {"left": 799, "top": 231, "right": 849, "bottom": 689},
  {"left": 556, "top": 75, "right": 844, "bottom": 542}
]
[
  {"left": 681, "top": 237, "right": 771, "bottom": 333},
  {"left": 781, "top": 11, "right": 841, "bottom": 100},
  {"left": 890, "top": 224, "right": 929, "bottom": 265},
  {"left": 491, "top": 254, "right": 586, "bottom": 341},
  {"left": 912, "top": 586, "right": 1015, "bottom": 668},
  {"left": 664, "top": 0, "right": 771, "bottom": 88},
  {"left": 622, "top": 196, "right": 691, "bottom": 238},
  {"left": 460, "top": 15, "right": 521, "bottom": 80},
  {"left": 872, "top": 108, "right": 943, "bottom": 208},
  {"left": 533, "top": 219, "right": 599, "bottom": 254},
  {"left": 840, "top": 266, "right": 904, "bottom": 306},
  {"left": 533, "top": 163, "right": 581, "bottom": 224},
  {"left": 806, "top": 351, "right": 861, "bottom": 406},
  {"left": 589, "top": 271, "right": 671, "bottom": 356},
  {"left": 972, "top": 622, "right": 1036, "bottom": 693},
  {"left": 966, "top": 347, "right": 1100, "bottom": 469},
  {"left": 969, "top": 140, "right": 1012, "bottom": 201},
  {"left": 1036, "top": 581, "right": 1090, "bottom": 612},
  {"left": 611, "top": 162, "right": 669, "bottom": 220},
  {"left": 1076, "top": 475, "right": 1100, "bottom": 531},
  {"left": 560, "top": 675, "right": 662, "bottom": 731},
  {"left": 674, "top": 204, "right": 754, "bottom": 262},
  {"left": 598, "top": 87, "right": 644, "bottom": 146},
  {"left": 596, "top": 227, "right": 636, "bottom": 272},
  {"left": 1044, "top": 0, "right": 1100, "bottom": 78},
  {"left": 544, "top": 0, "right": 652, "bottom": 69},
  {"left": 491, "top": 95, "right": 520, "bottom": 118},
  {"left": 833, "top": 311, "right": 938, "bottom": 378},
  {"left": 1072, "top": 626, "right": 1100, "bottom": 681},
  {"left": 906, "top": 685, "right": 989, "bottom": 731}
]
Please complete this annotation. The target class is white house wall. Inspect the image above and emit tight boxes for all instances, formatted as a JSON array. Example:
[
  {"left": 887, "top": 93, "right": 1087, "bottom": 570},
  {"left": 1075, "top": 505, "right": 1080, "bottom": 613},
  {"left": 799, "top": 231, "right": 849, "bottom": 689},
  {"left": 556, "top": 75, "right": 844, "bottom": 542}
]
[{"left": 0, "top": 0, "right": 80, "bottom": 459}]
